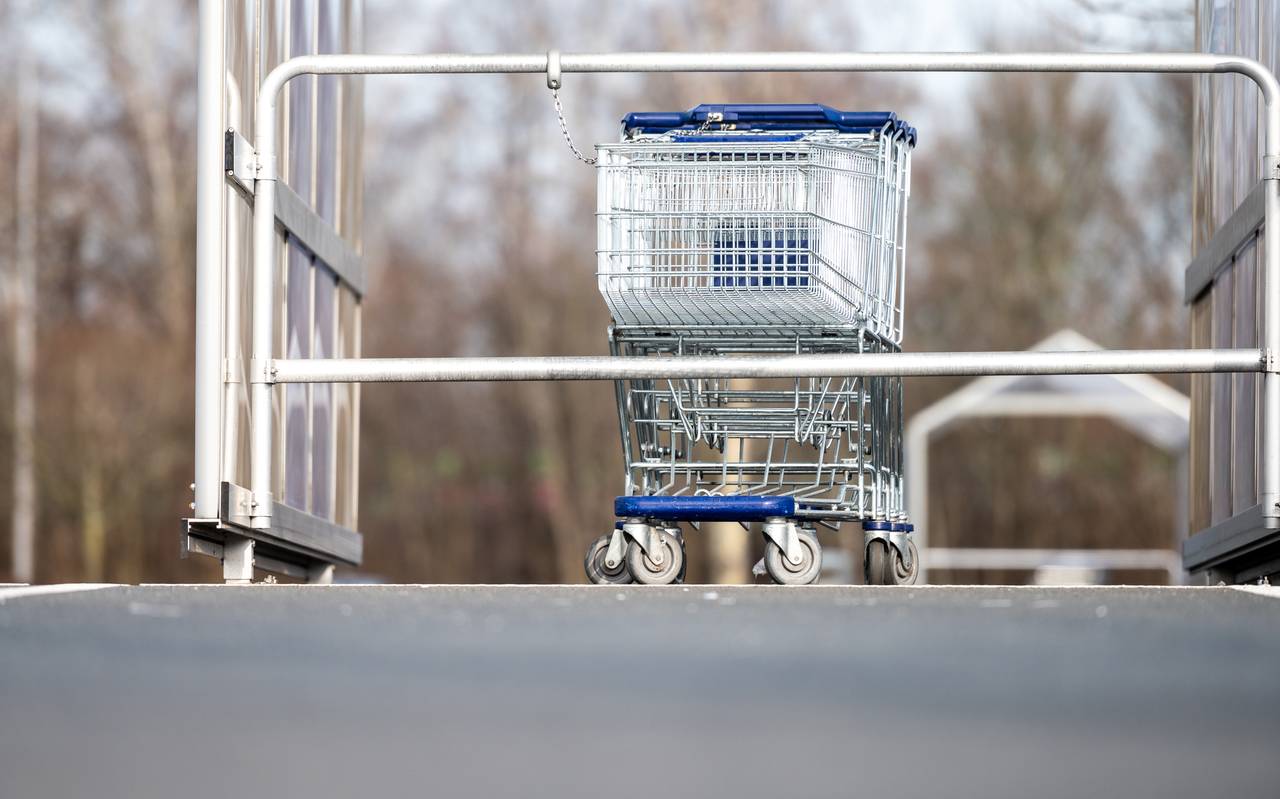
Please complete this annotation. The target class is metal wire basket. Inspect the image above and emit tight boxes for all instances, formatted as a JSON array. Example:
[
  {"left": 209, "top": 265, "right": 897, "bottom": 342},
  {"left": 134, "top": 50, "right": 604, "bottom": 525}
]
[
  {"left": 596, "top": 111, "right": 914, "bottom": 343},
  {"left": 585, "top": 106, "right": 918, "bottom": 587},
  {"left": 610, "top": 327, "right": 904, "bottom": 523}
]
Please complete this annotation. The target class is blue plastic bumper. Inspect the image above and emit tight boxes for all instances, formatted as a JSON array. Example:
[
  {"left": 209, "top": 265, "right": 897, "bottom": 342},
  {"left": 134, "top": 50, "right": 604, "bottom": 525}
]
[{"left": 615, "top": 495, "right": 796, "bottom": 522}]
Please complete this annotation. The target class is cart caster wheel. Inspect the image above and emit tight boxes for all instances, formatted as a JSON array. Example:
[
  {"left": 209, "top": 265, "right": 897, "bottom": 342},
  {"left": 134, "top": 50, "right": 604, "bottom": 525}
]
[
  {"left": 893, "top": 539, "right": 920, "bottom": 586},
  {"left": 865, "top": 538, "right": 892, "bottom": 586},
  {"left": 584, "top": 534, "right": 633, "bottom": 585},
  {"left": 764, "top": 528, "right": 821, "bottom": 585},
  {"left": 626, "top": 529, "right": 684, "bottom": 585}
]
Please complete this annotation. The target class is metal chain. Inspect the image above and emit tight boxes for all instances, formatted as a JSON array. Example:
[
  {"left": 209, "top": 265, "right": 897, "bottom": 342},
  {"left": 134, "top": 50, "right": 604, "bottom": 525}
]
[{"left": 550, "top": 87, "right": 597, "bottom": 165}]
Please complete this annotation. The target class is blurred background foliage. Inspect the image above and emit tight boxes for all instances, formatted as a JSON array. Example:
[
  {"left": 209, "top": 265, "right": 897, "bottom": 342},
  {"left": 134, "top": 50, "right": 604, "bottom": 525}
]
[{"left": 0, "top": 0, "right": 1194, "bottom": 583}]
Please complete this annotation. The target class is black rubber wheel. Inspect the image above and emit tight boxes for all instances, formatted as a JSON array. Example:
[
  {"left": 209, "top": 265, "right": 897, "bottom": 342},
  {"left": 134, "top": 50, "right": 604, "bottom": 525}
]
[
  {"left": 626, "top": 529, "right": 684, "bottom": 585},
  {"left": 865, "top": 538, "right": 892, "bottom": 586},
  {"left": 892, "top": 539, "right": 920, "bottom": 586},
  {"left": 584, "top": 533, "right": 633, "bottom": 585},
  {"left": 764, "top": 528, "right": 822, "bottom": 585}
]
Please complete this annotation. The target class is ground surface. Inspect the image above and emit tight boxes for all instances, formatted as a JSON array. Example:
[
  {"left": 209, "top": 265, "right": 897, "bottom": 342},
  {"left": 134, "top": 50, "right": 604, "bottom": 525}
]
[{"left": 0, "top": 584, "right": 1277, "bottom": 798}]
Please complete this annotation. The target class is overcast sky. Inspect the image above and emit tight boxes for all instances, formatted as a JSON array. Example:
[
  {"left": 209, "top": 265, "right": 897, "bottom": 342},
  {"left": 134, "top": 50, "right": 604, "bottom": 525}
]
[{"left": 363, "top": 0, "right": 1193, "bottom": 143}]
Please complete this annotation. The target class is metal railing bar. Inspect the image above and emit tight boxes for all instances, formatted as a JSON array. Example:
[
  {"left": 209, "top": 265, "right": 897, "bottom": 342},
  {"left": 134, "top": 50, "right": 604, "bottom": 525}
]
[{"left": 270, "top": 348, "right": 1264, "bottom": 384}]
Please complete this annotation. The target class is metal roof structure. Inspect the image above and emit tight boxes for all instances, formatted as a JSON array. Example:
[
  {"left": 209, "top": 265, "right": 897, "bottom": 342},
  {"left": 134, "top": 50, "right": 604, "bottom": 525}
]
[{"left": 906, "top": 330, "right": 1190, "bottom": 583}]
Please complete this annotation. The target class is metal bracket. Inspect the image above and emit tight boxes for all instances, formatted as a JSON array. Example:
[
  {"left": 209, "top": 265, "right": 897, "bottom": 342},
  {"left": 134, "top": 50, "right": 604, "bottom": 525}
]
[
  {"left": 249, "top": 483, "right": 274, "bottom": 535},
  {"left": 255, "top": 152, "right": 278, "bottom": 182},
  {"left": 1264, "top": 155, "right": 1280, "bottom": 181},
  {"left": 546, "top": 49, "right": 561, "bottom": 90},
  {"left": 224, "top": 481, "right": 255, "bottom": 528},
  {"left": 1184, "top": 182, "right": 1266, "bottom": 303},
  {"left": 890, "top": 529, "right": 914, "bottom": 572},
  {"left": 622, "top": 519, "right": 663, "bottom": 565},
  {"left": 223, "top": 535, "right": 255, "bottom": 584},
  {"left": 1264, "top": 493, "right": 1280, "bottom": 517},
  {"left": 604, "top": 527, "right": 627, "bottom": 569},
  {"left": 224, "top": 128, "right": 256, "bottom": 193},
  {"left": 762, "top": 518, "right": 802, "bottom": 566},
  {"left": 274, "top": 182, "right": 366, "bottom": 296},
  {"left": 249, "top": 358, "right": 276, "bottom": 385},
  {"left": 307, "top": 563, "right": 335, "bottom": 584},
  {"left": 1266, "top": 349, "right": 1278, "bottom": 374},
  {"left": 864, "top": 525, "right": 914, "bottom": 570}
]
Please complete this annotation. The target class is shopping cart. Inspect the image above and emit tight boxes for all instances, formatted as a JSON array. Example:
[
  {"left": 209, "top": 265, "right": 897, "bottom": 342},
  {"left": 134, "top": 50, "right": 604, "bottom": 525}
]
[{"left": 584, "top": 104, "right": 919, "bottom": 586}]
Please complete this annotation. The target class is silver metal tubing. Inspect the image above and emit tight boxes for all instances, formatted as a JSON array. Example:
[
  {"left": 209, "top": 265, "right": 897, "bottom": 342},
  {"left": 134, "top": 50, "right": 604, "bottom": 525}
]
[
  {"left": 247, "top": 50, "right": 1280, "bottom": 532},
  {"left": 193, "top": 0, "right": 225, "bottom": 519},
  {"left": 271, "top": 349, "right": 1262, "bottom": 384},
  {"left": 249, "top": 176, "right": 277, "bottom": 528},
  {"left": 1264, "top": 179, "right": 1280, "bottom": 513},
  {"left": 253, "top": 52, "right": 1280, "bottom": 171}
]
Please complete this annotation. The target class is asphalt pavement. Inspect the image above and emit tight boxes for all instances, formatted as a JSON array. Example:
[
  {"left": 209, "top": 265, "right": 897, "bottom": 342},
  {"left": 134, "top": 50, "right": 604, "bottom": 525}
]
[{"left": 1, "top": 583, "right": 1277, "bottom": 798}]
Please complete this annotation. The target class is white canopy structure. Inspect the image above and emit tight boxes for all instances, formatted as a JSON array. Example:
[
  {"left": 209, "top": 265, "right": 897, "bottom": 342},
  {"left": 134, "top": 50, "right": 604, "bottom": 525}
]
[{"left": 907, "top": 330, "right": 1190, "bottom": 584}]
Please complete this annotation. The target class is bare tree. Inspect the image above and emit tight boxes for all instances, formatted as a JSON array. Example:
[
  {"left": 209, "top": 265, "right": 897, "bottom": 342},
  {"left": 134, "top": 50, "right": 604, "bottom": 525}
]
[{"left": 9, "top": 6, "right": 36, "bottom": 582}]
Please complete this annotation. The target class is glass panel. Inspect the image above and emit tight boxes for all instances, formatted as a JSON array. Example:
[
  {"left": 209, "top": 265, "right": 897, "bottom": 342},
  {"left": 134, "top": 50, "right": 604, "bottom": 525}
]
[
  {"left": 223, "top": 0, "right": 255, "bottom": 489},
  {"left": 273, "top": 236, "right": 288, "bottom": 499},
  {"left": 1263, "top": 1, "right": 1277, "bottom": 513},
  {"left": 260, "top": 0, "right": 286, "bottom": 73},
  {"left": 287, "top": 0, "right": 315, "bottom": 201},
  {"left": 1190, "top": 295, "right": 1212, "bottom": 533},
  {"left": 333, "top": 286, "right": 352, "bottom": 529},
  {"left": 1236, "top": 0, "right": 1258, "bottom": 203},
  {"left": 226, "top": 0, "right": 254, "bottom": 133},
  {"left": 316, "top": 1, "right": 339, "bottom": 224},
  {"left": 1210, "top": 0, "right": 1234, "bottom": 232},
  {"left": 340, "top": 2, "right": 364, "bottom": 249},
  {"left": 261, "top": 0, "right": 287, "bottom": 168},
  {"left": 1265, "top": 2, "right": 1280, "bottom": 80},
  {"left": 285, "top": 240, "right": 313, "bottom": 510},
  {"left": 336, "top": 288, "right": 361, "bottom": 528},
  {"left": 1211, "top": 267, "right": 1234, "bottom": 525},
  {"left": 1233, "top": 240, "right": 1258, "bottom": 514},
  {"left": 225, "top": 197, "right": 254, "bottom": 488},
  {"left": 312, "top": 264, "right": 337, "bottom": 520},
  {"left": 1192, "top": 67, "right": 1213, "bottom": 252}
]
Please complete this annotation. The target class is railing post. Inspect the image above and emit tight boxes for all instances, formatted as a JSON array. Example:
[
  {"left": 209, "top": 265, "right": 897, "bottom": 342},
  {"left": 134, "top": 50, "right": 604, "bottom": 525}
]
[{"left": 193, "top": 0, "right": 225, "bottom": 520}]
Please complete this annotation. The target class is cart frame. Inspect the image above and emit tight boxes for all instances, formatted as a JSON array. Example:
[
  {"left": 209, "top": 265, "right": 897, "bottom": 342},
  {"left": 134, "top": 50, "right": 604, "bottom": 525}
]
[{"left": 191, "top": 48, "right": 1280, "bottom": 582}]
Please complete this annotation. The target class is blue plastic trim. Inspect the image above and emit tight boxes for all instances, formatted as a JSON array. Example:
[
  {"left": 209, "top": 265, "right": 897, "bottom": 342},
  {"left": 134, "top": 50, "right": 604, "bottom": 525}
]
[
  {"left": 863, "top": 520, "right": 892, "bottom": 532},
  {"left": 623, "top": 103, "right": 917, "bottom": 145},
  {"left": 669, "top": 134, "right": 806, "bottom": 143},
  {"left": 615, "top": 495, "right": 796, "bottom": 522}
]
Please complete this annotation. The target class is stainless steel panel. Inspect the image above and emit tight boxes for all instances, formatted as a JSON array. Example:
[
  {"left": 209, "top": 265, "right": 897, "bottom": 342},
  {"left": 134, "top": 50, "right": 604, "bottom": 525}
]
[
  {"left": 1188, "top": 0, "right": 1275, "bottom": 550},
  {"left": 316, "top": 0, "right": 339, "bottom": 225},
  {"left": 1211, "top": 265, "right": 1234, "bottom": 524},
  {"left": 1184, "top": 181, "right": 1266, "bottom": 301},
  {"left": 285, "top": 240, "right": 312, "bottom": 510},
  {"left": 273, "top": 181, "right": 364, "bottom": 294},
  {"left": 1210, "top": 0, "right": 1235, "bottom": 233},
  {"left": 1233, "top": 240, "right": 1258, "bottom": 514},
  {"left": 311, "top": 264, "right": 336, "bottom": 520},
  {"left": 1236, "top": 0, "right": 1259, "bottom": 202},
  {"left": 336, "top": 289, "right": 360, "bottom": 529},
  {"left": 1190, "top": 296, "right": 1212, "bottom": 533},
  {"left": 286, "top": 0, "right": 314, "bottom": 200}
]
